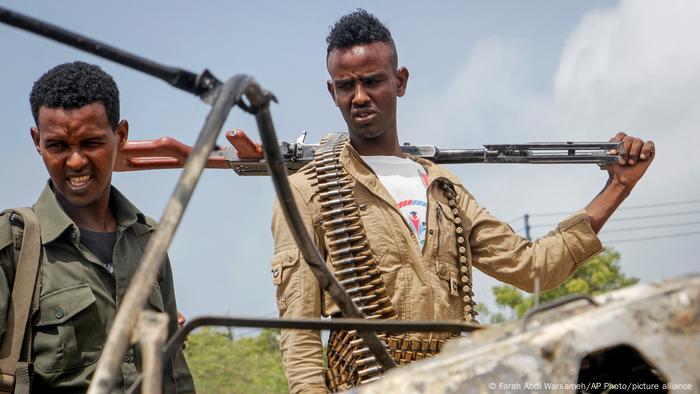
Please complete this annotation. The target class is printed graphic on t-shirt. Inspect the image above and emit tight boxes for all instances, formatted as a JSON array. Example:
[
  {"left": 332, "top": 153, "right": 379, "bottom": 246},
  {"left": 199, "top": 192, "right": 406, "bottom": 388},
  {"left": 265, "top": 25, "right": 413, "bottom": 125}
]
[
  {"left": 420, "top": 171, "right": 429, "bottom": 189},
  {"left": 361, "top": 156, "right": 430, "bottom": 248},
  {"left": 397, "top": 199, "right": 427, "bottom": 247}
]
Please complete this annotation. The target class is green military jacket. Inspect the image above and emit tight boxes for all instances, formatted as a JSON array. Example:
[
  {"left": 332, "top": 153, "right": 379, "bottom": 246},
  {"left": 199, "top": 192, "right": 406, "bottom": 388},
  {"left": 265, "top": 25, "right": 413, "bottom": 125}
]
[{"left": 0, "top": 184, "right": 195, "bottom": 393}]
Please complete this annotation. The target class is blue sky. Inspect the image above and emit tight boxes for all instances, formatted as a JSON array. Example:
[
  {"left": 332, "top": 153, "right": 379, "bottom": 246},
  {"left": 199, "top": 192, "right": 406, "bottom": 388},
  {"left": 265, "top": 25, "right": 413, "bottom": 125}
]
[{"left": 1, "top": 0, "right": 698, "bottom": 327}]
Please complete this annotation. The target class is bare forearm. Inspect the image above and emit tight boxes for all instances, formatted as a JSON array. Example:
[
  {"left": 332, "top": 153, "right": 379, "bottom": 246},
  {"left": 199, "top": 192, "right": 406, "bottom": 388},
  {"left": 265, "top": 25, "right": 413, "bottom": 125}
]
[
  {"left": 584, "top": 132, "right": 655, "bottom": 233},
  {"left": 585, "top": 178, "right": 631, "bottom": 233},
  {"left": 584, "top": 131, "right": 656, "bottom": 233}
]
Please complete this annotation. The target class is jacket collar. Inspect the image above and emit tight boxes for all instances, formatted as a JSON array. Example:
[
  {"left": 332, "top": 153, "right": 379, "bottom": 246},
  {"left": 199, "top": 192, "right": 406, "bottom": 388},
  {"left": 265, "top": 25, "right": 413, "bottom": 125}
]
[
  {"left": 339, "top": 142, "right": 463, "bottom": 196},
  {"left": 339, "top": 143, "right": 396, "bottom": 208},
  {"left": 33, "top": 182, "right": 147, "bottom": 245}
]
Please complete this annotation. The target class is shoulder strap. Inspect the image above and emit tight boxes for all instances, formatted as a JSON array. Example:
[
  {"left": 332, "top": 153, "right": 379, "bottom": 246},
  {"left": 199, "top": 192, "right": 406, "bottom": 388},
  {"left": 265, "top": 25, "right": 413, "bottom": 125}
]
[{"left": 0, "top": 208, "right": 42, "bottom": 393}]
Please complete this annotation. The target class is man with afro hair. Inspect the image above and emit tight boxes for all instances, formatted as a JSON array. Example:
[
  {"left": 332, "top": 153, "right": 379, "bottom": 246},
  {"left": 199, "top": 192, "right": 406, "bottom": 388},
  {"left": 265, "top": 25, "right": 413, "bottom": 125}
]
[
  {"left": 271, "top": 9, "right": 654, "bottom": 393},
  {"left": 0, "top": 61, "right": 194, "bottom": 392}
]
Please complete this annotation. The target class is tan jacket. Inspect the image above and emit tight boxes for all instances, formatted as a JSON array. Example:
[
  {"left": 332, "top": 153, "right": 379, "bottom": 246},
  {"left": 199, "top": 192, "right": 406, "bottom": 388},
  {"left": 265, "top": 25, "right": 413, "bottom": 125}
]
[{"left": 271, "top": 143, "right": 603, "bottom": 394}]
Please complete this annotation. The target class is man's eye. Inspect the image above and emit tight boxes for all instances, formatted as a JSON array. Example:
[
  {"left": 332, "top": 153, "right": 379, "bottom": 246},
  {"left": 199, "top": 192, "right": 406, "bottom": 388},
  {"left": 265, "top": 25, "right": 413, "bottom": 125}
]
[
  {"left": 47, "top": 142, "right": 66, "bottom": 150},
  {"left": 83, "top": 140, "right": 103, "bottom": 148},
  {"left": 337, "top": 82, "right": 354, "bottom": 91}
]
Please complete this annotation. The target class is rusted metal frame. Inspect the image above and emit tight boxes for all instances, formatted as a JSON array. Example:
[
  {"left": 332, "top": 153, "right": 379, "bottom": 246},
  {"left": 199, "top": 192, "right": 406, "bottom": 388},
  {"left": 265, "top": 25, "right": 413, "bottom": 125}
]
[
  {"left": 252, "top": 88, "right": 398, "bottom": 373},
  {"left": 87, "top": 75, "right": 255, "bottom": 394},
  {"left": 169, "top": 316, "right": 480, "bottom": 355},
  {"left": 125, "top": 316, "right": 481, "bottom": 394},
  {"left": 0, "top": 6, "right": 220, "bottom": 103},
  {"left": 135, "top": 312, "right": 170, "bottom": 394}
]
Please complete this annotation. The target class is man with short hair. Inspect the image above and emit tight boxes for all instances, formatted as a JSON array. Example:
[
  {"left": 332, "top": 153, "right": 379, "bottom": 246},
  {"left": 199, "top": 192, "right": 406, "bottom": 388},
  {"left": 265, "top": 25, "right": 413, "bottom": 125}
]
[
  {"left": 271, "top": 9, "right": 655, "bottom": 394},
  {"left": 0, "top": 61, "right": 195, "bottom": 392}
]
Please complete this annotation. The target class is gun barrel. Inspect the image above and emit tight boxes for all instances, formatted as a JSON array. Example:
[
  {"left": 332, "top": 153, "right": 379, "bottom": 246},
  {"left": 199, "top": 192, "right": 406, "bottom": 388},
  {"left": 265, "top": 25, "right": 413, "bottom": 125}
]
[
  {"left": 405, "top": 142, "right": 621, "bottom": 166},
  {"left": 482, "top": 142, "right": 621, "bottom": 166},
  {"left": 483, "top": 142, "right": 620, "bottom": 150}
]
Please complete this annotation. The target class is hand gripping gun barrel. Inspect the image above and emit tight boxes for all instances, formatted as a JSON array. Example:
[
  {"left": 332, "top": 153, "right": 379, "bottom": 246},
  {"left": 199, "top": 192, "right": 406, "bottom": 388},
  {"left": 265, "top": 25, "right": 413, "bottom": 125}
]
[{"left": 115, "top": 130, "right": 622, "bottom": 175}]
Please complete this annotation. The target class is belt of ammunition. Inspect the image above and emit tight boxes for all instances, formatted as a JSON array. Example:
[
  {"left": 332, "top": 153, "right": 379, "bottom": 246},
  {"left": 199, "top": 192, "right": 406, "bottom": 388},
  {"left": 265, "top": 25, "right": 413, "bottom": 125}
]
[
  {"left": 310, "top": 134, "right": 476, "bottom": 392},
  {"left": 440, "top": 183, "right": 478, "bottom": 322},
  {"left": 308, "top": 134, "right": 394, "bottom": 390}
]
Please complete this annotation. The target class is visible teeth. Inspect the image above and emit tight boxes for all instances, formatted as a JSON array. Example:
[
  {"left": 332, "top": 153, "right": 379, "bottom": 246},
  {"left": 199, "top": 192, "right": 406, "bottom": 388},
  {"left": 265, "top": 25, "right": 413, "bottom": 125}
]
[{"left": 69, "top": 175, "right": 90, "bottom": 186}]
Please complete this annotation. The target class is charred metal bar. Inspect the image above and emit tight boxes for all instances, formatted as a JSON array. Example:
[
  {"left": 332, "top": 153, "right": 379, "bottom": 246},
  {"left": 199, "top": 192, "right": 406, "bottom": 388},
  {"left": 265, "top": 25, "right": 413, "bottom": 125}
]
[
  {"left": 250, "top": 84, "right": 399, "bottom": 372},
  {"left": 136, "top": 312, "right": 169, "bottom": 394},
  {"left": 126, "top": 316, "right": 481, "bottom": 394},
  {"left": 0, "top": 6, "right": 221, "bottom": 103},
  {"left": 168, "top": 316, "right": 480, "bottom": 355},
  {"left": 87, "top": 75, "right": 254, "bottom": 394}
]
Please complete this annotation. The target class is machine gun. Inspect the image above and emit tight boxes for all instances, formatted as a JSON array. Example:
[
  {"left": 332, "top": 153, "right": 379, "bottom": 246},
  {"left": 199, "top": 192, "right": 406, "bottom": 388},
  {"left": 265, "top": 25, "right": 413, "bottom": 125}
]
[{"left": 115, "top": 129, "right": 622, "bottom": 175}]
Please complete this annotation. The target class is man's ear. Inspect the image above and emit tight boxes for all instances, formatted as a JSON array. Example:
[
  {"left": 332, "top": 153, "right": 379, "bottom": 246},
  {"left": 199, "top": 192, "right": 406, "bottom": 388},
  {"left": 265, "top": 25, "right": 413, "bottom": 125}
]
[
  {"left": 327, "top": 80, "right": 338, "bottom": 106},
  {"left": 396, "top": 67, "right": 409, "bottom": 97},
  {"left": 116, "top": 119, "right": 129, "bottom": 149},
  {"left": 30, "top": 127, "right": 42, "bottom": 155}
]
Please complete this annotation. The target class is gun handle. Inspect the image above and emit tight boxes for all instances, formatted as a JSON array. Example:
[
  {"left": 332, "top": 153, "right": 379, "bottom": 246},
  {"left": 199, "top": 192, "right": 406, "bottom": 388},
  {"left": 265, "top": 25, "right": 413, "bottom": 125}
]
[
  {"left": 115, "top": 137, "right": 229, "bottom": 171},
  {"left": 226, "top": 129, "right": 264, "bottom": 159}
]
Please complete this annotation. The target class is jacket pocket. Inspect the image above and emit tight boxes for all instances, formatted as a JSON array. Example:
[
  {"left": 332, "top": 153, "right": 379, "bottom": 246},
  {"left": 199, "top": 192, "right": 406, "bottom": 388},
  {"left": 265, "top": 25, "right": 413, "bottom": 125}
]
[
  {"left": 33, "top": 283, "right": 103, "bottom": 373},
  {"left": 271, "top": 249, "right": 301, "bottom": 312},
  {"left": 435, "top": 259, "right": 465, "bottom": 321},
  {"left": 435, "top": 201, "right": 458, "bottom": 258}
]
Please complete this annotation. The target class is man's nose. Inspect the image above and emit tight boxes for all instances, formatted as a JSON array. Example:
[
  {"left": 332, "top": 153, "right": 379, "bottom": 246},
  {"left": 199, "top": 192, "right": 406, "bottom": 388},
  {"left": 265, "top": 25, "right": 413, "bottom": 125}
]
[
  {"left": 66, "top": 149, "right": 88, "bottom": 170},
  {"left": 352, "top": 84, "right": 370, "bottom": 106}
]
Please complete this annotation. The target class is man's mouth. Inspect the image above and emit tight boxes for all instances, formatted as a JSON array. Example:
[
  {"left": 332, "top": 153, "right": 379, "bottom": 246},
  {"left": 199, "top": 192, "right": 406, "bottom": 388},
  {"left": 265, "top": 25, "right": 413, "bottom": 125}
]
[
  {"left": 352, "top": 110, "right": 376, "bottom": 123},
  {"left": 67, "top": 175, "right": 92, "bottom": 189}
]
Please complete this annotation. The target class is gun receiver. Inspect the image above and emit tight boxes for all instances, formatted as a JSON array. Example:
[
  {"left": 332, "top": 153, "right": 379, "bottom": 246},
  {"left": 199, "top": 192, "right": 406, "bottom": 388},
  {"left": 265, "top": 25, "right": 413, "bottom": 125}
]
[{"left": 115, "top": 130, "right": 622, "bottom": 175}]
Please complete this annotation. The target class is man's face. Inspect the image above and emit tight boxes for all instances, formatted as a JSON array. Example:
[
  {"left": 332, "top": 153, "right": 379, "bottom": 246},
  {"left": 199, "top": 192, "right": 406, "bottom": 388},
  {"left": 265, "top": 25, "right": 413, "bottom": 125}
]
[
  {"left": 31, "top": 102, "right": 128, "bottom": 209},
  {"left": 327, "top": 42, "right": 408, "bottom": 142}
]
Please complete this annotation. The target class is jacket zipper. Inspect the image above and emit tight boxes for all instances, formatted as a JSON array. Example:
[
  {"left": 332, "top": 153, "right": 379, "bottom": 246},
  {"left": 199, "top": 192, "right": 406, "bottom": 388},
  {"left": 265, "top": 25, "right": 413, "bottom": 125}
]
[{"left": 433, "top": 204, "right": 442, "bottom": 256}]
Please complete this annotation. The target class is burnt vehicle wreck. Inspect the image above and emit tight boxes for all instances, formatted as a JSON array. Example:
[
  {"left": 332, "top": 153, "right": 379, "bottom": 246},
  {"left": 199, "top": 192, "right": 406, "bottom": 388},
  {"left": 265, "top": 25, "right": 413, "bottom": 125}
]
[
  {"left": 355, "top": 276, "right": 700, "bottom": 393},
  {"left": 1, "top": 6, "right": 697, "bottom": 394}
]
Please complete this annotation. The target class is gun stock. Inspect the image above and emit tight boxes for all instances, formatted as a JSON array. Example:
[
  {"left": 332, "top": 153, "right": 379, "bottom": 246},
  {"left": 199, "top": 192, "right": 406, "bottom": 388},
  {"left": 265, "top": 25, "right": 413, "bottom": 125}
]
[{"left": 114, "top": 137, "right": 230, "bottom": 171}]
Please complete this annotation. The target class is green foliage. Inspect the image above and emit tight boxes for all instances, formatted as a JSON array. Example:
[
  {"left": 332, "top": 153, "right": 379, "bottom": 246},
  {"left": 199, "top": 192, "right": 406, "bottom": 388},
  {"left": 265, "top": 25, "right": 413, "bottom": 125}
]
[
  {"left": 475, "top": 303, "right": 505, "bottom": 324},
  {"left": 184, "top": 328, "right": 288, "bottom": 394},
  {"left": 484, "top": 249, "right": 638, "bottom": 322}
]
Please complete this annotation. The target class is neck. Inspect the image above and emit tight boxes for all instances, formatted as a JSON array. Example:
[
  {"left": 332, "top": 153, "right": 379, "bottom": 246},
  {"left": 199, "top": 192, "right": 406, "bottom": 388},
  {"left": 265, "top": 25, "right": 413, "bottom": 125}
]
[
  {"left": 349, "top": 127, "right": 405, "bottom": 157},
  {"left": 57, "top": 189, "right": 117, "bottom": 233}
]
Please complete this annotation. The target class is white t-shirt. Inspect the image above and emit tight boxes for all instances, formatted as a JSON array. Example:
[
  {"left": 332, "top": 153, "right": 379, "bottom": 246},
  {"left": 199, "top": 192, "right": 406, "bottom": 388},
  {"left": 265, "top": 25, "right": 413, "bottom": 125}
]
[{"left": 361, "top": 155, "right": 430, "bottom": 248}]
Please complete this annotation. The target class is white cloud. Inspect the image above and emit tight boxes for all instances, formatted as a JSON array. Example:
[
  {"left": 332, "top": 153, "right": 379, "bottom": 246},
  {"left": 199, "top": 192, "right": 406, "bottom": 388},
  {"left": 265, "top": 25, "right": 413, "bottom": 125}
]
[
  {"left": 404, "top": 0, "right": 700, "bottom": 297},
  {"left": 555, "top": 0, "right": 700, "bottom": 132},
  {"left": 403, "top": 38, "right": 552, "bottom": 147}
]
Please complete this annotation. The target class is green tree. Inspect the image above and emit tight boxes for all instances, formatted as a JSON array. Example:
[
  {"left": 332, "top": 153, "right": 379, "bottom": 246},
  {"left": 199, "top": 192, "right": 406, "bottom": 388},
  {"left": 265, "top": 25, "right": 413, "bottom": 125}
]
[
  {"left": 483, "top": 249, "right": 638, "bottom": 322},
  {"left": 184, "top": 328, "right": 288, "bottom": 394}
]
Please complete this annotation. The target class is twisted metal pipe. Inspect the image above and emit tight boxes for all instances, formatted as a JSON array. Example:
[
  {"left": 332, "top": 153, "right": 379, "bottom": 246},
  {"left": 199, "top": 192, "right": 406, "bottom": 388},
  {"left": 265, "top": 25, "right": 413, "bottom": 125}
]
[{"left": 88, "top": 75, "right": 253, "bottom": 394}]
